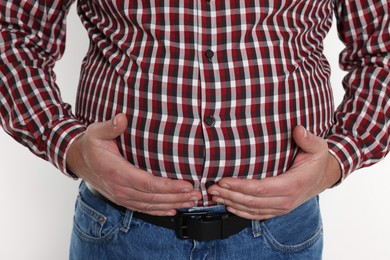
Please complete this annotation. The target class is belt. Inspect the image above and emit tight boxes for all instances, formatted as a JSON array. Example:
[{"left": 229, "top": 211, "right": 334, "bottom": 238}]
[{"left": 85, "top": 182, "right": 252, "bottom": 241}]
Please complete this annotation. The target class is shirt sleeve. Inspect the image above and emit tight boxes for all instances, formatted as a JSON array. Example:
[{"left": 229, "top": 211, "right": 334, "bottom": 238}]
[
  {"left": 326, "top": 0, "right": 390, "bottom": 180},
  {"left": 0, "top": 1, "right": 86, "bottom": 177}
]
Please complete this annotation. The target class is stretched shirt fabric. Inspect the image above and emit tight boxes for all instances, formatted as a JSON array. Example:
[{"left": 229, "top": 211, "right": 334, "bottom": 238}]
[{"left": 1, "top": 0, "right": 389, "bottom": 205}]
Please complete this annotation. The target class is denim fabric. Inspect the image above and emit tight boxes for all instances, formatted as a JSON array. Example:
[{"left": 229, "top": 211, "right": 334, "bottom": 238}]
[{"left": 70, "top": 182, "right": 323, "bottom": 260}]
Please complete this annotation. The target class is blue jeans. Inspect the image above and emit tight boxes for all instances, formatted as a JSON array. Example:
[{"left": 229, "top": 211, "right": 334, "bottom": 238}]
[{"left": 70, "top": 182, "right": 323, "bottom": 260}]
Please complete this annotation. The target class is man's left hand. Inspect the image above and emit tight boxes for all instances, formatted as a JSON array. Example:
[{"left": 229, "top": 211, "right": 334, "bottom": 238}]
[{"left": 207, "top": 125, "right": 342, "bottom": 220}]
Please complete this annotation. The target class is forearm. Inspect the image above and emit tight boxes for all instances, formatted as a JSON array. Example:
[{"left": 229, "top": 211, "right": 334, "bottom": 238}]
[
  {"left": 327, "top": 0, "right": 390, "bottom": 179},
  {"left": 0, "top": 0, "right": 85, "bottom": 175}
]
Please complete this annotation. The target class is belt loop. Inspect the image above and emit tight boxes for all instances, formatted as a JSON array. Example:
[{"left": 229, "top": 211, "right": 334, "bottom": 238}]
[
  {"left": 120, "top": 209, "right": 134, "bottom": 233},
  {"left": 251, "top": 220, "right": 262, "bottom": 238}
]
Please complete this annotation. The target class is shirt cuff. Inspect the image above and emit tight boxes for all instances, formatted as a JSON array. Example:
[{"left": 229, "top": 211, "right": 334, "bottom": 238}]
[
  {"left": 325, "top": 134, "right": 363, "bottom": 182},
  {"left": 46, "top": 118, "right": 87, "bottom": 178}
]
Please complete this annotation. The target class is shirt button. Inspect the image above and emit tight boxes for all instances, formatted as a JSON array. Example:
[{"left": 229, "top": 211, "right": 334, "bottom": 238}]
[
  {"left": 204, "top": 115, "right": 216, "bottom": 126},
  {"left": 205, "top": 49, "right": 214, "bottom": 60}
]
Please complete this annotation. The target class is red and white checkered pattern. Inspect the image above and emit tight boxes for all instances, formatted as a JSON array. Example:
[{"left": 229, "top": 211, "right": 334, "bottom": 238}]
[{"left": 1, "top": 0, "right": 389, "bottom": 205}]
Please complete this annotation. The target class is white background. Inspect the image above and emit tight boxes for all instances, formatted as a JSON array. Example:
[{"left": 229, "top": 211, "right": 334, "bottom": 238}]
[{"left": 1, "top": 4, "right": 390, "bottom": 260}]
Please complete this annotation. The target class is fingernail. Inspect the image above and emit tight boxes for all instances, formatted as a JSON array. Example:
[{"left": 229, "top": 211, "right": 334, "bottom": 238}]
[
  {"left": 113, "top": 115, "right": 118, "bottom": 127},
  {"left": 215, "top": 197, "right": 225, "bottom": 204},
  {"left": 220, "top": 183, "right": 230, "bottom": 189},
  {"left": 166, "top": 210, "right": 176, "bottom": 216},
  {"left": 304, "top": 129, "right": 308, "bottom": 138},
  {"left": 182, "top": 202, "right": 193, "bottom": 208},
  {"left": 227, "top": 207, "right": 237, "bottom": 214},
  {"left": 189, "top": 196, "right": 199, "bottom": 201},
  {"left": 209, "top": 190, "right": 220, "bottom": 196},
  {"left": 181, "top": 188, "right": 191, "bottom": 193}
]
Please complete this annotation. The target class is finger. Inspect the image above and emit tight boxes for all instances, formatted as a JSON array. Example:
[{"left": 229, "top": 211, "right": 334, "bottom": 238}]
[
  {"left": 124, "top": 164, "right": 202, "bottom": 195},
  {"left": 226, "top": 206, "right": 278, "bottom": 221},
  {"left": 137, "top": 210, "right": 178, "bottom": 217},
  {"left": 86, "top": 113, "right": 128, "bottom": 140},
  {"left": 220, "top": 195, "right": 291, "bottom": 220},
  {"left": 122, "top": 186, "right": 201, "bottom": 205},
  {"left": 293, "top": 125, "right": 327, "bottom": 154},
  {"left": 101, "top": 183, "right": 200, "bottom": 214},
  {"left": 123, "top": 198, "right": 197, "bottom": 214},
  {"left": 211, "top": 176, "right": 291, "bottom": 198},
  {"left": 213, "top": 193, "right": 291, "bottom": 216}
]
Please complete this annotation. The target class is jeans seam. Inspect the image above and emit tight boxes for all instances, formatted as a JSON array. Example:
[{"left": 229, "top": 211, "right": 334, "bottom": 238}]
[
  {"left": 73, "top": 220, "right": 121, "bottom": 244},
  {"left": 262, "top": 223, "right": 323, "bottom": 253}
]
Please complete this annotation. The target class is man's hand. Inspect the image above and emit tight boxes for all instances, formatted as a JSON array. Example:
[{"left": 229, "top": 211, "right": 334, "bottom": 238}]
[
  {"left": 207, "top": 125, "right": 342, "bottom": 220},
  {"left": 66, "top": 114, "right": 202, "bottom": 216}
]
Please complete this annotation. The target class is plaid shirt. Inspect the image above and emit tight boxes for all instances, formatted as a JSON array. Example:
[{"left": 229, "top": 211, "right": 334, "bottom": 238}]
[{"left": 1, "top": 0, "right": 389, "bottom": 205}]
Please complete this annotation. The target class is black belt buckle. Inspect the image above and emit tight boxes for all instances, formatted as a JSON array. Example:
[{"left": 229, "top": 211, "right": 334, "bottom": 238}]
[{"left": 175, "top": 211, "right": 229, "bottom": 241}]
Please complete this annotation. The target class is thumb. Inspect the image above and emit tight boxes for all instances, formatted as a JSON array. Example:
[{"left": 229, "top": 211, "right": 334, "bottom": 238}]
[
  {"left": 87, "top": 113, "right": 128, "bottom": 140},
  {"left": 292, "top": 125, "right": 327, "bottom": 154}
]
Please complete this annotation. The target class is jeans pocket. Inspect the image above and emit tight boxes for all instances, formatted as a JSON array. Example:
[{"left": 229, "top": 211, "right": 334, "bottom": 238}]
[
  {"left": 261, "top": 197, "right": 323, "bottom": 254},
  {"left": 72, "top": 184, "right": 124, "bottom": 244}
]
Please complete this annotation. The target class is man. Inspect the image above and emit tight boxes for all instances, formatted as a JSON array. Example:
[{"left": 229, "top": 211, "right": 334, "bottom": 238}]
[{"left": 1, "top": 1, "right": 389, "bottom": 259}]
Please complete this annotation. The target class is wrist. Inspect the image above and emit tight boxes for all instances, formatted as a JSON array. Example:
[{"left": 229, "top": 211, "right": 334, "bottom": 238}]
[
  {"left": 65, "top": 133, "right": 85, "bottom": 179},
  {"left": 325, "top": 152, "right": 342, "bottom": 188}
]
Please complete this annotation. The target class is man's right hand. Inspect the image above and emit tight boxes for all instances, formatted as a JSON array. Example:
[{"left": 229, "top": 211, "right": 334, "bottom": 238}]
[{"left": 66, "top": 113, "right": 202, "bottom": 216}]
